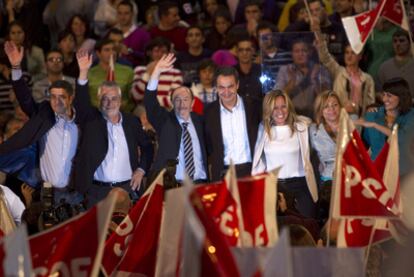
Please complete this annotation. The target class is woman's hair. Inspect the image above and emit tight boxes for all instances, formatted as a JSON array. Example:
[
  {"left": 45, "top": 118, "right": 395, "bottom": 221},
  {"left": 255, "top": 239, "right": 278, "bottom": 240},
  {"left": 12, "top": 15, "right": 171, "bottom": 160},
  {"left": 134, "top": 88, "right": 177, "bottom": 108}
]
[
  {"left": 382, "top": 77, "right": 413, "bottom": 114},
  {"left": 212, "top": 7, "right": 233, "bottom": 31},
  {"left": 65, "top": 14, "right": 92, "bottom": 40},
  {"left": 7, "top": 21, "right": 30, "bottom": 50},
  {"left": 314, "top": 90, "right": 342, "bottom": 125},
  {"left": 289, "top": 224, "right": 317, "bottom": 247},
  {"left": 262, "top": 90, "right": 297, "bottom": 139},
  {"left": 314, "top": 90, "right": 342, "bottom": 139}
]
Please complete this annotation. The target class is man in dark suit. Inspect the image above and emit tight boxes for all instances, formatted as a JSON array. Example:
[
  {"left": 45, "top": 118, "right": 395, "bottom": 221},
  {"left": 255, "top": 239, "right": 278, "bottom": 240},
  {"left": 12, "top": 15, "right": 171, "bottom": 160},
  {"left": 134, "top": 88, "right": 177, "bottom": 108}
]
[
  {"left": 204, "top": 66, "right": 262, "bottom": 181},
  {"left": 72, "top": 53, "right": 154, "bottom": 208},
  {"left": 0, "top": 41, "right": 88, "bottom": 205},
  {"left": 144, "top": 53, "right": 208, "bottom": 183}
]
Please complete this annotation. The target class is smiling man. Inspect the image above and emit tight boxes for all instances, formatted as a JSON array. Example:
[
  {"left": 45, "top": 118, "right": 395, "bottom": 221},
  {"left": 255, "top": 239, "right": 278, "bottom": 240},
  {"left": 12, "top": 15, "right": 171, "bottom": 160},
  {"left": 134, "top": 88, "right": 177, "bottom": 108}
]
[
  {"left": 204, "top": 66, "right": 262, "bottom": 181},
  {"left": 0, "top": 41, "right": 87, "bottom": 205},
  {"left": 144, "top": 53, "right": 208, "bottom": 183}
]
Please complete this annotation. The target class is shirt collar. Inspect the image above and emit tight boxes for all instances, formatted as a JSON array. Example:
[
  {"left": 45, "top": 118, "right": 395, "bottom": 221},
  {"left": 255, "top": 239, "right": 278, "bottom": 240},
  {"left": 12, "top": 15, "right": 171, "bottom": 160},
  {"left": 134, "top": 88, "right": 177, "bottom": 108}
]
[
  {"left": 220, "top": 94, "right": 242, "bottom": 112},
  {"left": 55, "top": 107, "right": 76, "bottom": 123},
  {"left": 176, "top": 114, "right": 192, "bottom": 126},
  {"left": 103, "top": 112, "right": 123, "bottom": 126}
]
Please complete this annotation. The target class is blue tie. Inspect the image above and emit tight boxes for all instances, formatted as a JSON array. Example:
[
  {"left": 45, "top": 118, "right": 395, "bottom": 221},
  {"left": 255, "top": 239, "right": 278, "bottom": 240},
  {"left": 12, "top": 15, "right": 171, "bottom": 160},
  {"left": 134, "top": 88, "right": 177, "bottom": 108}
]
[{"left": 182, "top": 122, "right": 195, "bottom": 179}]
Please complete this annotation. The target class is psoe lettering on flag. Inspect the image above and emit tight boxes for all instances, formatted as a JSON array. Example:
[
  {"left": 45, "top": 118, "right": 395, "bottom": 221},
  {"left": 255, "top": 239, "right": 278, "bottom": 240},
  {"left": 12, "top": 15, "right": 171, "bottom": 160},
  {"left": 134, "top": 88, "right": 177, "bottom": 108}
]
[
  {"left": 29, "top": 192, "right": 116, "bottom": 277},
  {"left": 331, "top": 109, "right": 399, "bottom": 219}
]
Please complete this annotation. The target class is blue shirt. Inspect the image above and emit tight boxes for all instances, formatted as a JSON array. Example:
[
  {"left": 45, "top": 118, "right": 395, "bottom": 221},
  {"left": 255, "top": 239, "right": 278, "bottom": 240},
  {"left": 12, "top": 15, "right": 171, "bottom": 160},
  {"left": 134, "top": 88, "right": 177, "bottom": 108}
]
[
  {"left": 363, "top": 107, "right": 414, "bottom": 176},
  {"left": 40, "top": 112, "right": 79, "bottom": 188}
]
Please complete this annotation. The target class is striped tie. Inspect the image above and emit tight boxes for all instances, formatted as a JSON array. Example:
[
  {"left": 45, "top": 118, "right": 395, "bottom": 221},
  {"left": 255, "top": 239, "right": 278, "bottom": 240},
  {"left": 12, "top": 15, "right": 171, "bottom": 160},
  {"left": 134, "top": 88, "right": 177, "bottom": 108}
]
[{"left": 182, "top": 122, "right": 195, "bottom": 179}]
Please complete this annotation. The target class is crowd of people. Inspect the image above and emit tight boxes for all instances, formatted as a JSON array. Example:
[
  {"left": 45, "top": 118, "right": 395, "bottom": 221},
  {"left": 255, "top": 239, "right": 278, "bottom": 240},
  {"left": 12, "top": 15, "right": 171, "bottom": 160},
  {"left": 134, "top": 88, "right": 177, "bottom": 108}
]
[{"left": 0, "top": 0, "right": 414, "bottom": 272}]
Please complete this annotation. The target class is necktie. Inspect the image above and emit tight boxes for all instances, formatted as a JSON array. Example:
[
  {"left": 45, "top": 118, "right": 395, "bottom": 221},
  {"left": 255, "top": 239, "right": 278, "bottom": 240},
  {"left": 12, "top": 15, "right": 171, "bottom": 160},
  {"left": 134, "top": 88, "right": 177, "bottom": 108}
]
[{"left": 182, "top": 122, "right": 195, "bottom": 179}]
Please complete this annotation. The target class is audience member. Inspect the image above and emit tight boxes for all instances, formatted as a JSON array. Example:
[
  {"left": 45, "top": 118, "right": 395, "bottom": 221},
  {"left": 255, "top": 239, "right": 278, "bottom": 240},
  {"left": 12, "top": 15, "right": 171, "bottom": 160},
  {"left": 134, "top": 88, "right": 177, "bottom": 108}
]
[
  {"left": 115, "top": 0, "right": 151, "bottom": 66},
  {"left": 88, "top": 38, "right": 135, "bottom": 112},
  {"left": 149, "top": 1, "right": 188, "bottom": 52},
  {"left": 356, "top": 77, "right": 414, "bottom": 177},
  {"left": 191, "top": 59, "right": 218, "bottom": 105},
  {"left": 315, "top": 27, "right": 375, "bottom": 118},
  {"left": 205, "top": 7, "right": 234, "bottom": 51},
  {"left": 235, "top": 36, "right": 262, "bottom": 101},
  {"left": 32, "top": 50, "right": 76, "bottom": 103},
  {"left": 132, "top": 37, "right": 183, "bottom": 109},
  {"left": 65, "top": 14, "right": 96, "bottom": 52},
  {"left": 176, "top": 25, "right": 213, "bottom": 86},
  {"left": 256, "top": 22, "right": 292, "bottom": 94},
  {"left": 7, "top": 21, "right": 46, "bottom": 82},
  {"left": 251, "top": 90, "right": 318, "bottom": 218},
  {"left": 57, "top": 30, "right": 80, "bottom": 79},
  {"left": 275, "top": 39, "right": 331, "bottom": 119},
  {"left": 378, "top": 29, "right": 414, "bottom": 99}
]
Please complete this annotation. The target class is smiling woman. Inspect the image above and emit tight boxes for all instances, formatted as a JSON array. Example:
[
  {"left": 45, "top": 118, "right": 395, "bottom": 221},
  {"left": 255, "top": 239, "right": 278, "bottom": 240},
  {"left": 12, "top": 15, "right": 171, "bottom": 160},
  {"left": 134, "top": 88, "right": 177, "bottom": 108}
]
[
  {"left": 251, "top": 90, "right": 318, "bottom": 218},
  {"left": 356, "top": 77, "right": 414, "bottom": 176}
]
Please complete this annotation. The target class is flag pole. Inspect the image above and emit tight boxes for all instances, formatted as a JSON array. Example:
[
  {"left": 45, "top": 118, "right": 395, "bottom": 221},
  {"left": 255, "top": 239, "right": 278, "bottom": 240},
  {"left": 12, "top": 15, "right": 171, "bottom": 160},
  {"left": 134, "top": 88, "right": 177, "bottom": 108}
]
[
  {"left": 363, "top": 219, "right": 377, "bottom": 271},
  {"left": 400, "top": 0, "right": 414, "bottom": 56}
]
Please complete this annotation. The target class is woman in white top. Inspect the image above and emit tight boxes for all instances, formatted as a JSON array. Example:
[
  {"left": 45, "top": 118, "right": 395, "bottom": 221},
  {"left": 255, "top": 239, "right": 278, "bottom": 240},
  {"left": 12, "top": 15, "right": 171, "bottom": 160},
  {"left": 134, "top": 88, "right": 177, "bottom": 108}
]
[{"left": 252, "top": 90, "right": 318, "bottom": 218}]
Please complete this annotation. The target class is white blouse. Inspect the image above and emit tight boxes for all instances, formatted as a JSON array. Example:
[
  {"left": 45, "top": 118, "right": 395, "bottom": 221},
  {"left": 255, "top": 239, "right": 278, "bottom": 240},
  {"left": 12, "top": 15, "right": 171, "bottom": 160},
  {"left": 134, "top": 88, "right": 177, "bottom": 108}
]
[{"left": 263, "top": 125, "right": 305, "bottom": 179}]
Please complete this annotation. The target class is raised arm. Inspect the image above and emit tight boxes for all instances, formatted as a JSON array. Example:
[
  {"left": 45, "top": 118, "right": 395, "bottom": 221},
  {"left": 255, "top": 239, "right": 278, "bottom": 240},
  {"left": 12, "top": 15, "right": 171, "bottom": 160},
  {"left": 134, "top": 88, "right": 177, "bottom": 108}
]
[
  {"left": 144, "top": 53, "right": 176, "bottom": 132},
  {"left": 73, "top": 50, "right": 93, "bottom": 120},
  {"left": 5, "top": 41, "right": 37, "bottom": 117}
]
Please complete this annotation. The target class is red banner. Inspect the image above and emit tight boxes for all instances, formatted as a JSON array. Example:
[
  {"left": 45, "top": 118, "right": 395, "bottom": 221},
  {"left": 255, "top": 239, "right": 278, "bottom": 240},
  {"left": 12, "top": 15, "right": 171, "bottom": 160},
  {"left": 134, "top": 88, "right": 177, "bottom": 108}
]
[
  {"left": 382, "top": 0, "right": 410, "bottom": 30},
  {"left": 194, "top": 172, "right": 278, "bottom": 247},
  {"left": 102, "top": 181, "right": 164, "bottom": 276},
  {"left": 29, "top": 194, "right": 115, "bottom": 277}
]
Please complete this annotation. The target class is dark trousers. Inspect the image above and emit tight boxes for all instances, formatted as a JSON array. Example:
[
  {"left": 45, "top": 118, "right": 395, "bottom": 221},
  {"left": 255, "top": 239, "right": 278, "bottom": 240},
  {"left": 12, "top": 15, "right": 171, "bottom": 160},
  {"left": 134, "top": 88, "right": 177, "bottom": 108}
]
[
  {"left": 222, "top": 162, "right": 252, "bottom": 179},
  {"left": 86, "top": 180, "right": 132, "bottom": 209},
  {"left": 278, "top": 176, "right": 316, "bottom": 218}
]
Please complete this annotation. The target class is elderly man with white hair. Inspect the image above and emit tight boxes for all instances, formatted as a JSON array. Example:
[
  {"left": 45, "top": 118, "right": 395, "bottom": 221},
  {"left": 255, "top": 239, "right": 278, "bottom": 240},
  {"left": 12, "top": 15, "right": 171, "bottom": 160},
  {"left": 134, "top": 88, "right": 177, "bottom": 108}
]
[{"left": 72, "top": 53, "right": 154, "bottom": 208}]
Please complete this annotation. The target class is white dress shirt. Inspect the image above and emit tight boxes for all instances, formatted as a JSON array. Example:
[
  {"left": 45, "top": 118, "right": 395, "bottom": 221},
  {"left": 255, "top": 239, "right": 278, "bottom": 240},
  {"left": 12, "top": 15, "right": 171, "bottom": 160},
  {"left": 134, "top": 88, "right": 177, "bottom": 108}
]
[
  {"left": 175, "top": 116, "right": 207, "bottom": 181},
  {"left": 40, "top": 113, "right": 79, "bottom": 188},
  {"left": 1, "top": 185, "right": 25, "bottom": 224},
  {"left": 220, "top": 95, "right": 251, "bottom": 165},
  {"left": 94, "top": 114, "right": 133, "bottom": 182}
]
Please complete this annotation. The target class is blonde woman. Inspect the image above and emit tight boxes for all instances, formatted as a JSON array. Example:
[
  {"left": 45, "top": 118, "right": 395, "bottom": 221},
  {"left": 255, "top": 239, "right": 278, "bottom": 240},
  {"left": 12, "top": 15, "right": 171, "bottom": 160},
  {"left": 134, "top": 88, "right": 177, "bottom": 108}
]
[
  {"left": 310, "top": 91, "right": 342, "bottom": 221},
  {"left": 252, "top": 90, "right": 318, "bottom": 218}
]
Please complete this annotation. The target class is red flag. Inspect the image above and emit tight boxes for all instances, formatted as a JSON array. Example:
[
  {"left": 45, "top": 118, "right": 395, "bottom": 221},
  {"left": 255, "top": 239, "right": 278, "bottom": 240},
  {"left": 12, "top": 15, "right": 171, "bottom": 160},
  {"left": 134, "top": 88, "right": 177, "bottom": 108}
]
[
  {"left": 29, "top": 193, "right": 116, "bottom": 276},
  {"left": 106, "top": 53, "right": 115, "bottom": 81},
  {"left": 236, "top": 173, "right": 278, "bottom": 246},
  {"left": 101, "top": 171, "right": 165, "bottom": 276},
  {"left": 112, "top": 174, "right": 164, "bottom": 276},
  {"left": 341, "top": 0, "right": 387, "bottom": 54},
  {"left": 331, "top": 109, "right": 399, "bottom": 219},
  {"left": 182, "top": 190, "right": 240, "bottom": 277},
  {"left": 192, "top": 96, "right": 204, "bottom": 115},
  {"left": 381, "top": 0, "right": 410, "bottom": 31},
  {"left": 0, "top": 225, "right": 32, "bottom": 276}
]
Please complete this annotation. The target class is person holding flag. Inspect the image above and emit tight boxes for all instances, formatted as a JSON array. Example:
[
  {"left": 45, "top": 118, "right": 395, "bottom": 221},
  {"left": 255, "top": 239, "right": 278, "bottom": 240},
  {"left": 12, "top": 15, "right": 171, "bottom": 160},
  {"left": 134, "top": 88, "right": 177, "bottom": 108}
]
[{"left": 355, "top": 77, "right": 414, "bottom": 176}]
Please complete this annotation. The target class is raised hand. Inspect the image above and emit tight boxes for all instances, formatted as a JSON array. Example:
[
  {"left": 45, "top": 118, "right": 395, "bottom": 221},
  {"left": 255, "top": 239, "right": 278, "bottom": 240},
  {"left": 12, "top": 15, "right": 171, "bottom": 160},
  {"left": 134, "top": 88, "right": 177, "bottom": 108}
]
[
  {"left": 76, "top": 49, "right": 92, "bottom": 80},
  {"left": 4, "top": 41, "right": 23, "bottom": 67},
  {"left": 152, "top": 53, "right": 176, "bottom": 77}
]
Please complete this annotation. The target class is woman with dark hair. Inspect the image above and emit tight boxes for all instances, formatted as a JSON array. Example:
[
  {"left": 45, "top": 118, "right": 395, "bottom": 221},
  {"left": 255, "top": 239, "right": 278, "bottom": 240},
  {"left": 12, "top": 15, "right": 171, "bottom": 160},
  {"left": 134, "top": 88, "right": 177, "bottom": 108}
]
[
  {"left": 65, "top": 14, "right": 96, "bottom": 52},
  {"left": 57, "top": 30, "right": 79, "bottom": 78},
  {"left": 7, "top": 21, "right": 46, "bottom": 82},
  {"left": 252, "top": 90, "right": 318, "bottom": 218},
  {"left": 205, "top": 7, "right": 233, "bottom": 51},
  {"left": 355, "top": 77, "right": 414, "bottom": 176}
]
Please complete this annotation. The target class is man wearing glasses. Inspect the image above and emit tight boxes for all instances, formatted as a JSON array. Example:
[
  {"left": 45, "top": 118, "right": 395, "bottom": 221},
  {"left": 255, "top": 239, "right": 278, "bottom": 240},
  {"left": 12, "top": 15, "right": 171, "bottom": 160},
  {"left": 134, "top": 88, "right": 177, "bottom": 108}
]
[{"left": 32, "top": 50, "right": 75, "bottom": 103}]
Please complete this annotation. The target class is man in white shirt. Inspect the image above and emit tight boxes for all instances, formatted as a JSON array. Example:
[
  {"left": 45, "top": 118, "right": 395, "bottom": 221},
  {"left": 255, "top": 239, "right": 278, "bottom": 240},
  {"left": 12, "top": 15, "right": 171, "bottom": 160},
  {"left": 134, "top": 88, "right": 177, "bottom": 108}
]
[{"left": 204, "top": 66, "right": 262, "bottom": 181}]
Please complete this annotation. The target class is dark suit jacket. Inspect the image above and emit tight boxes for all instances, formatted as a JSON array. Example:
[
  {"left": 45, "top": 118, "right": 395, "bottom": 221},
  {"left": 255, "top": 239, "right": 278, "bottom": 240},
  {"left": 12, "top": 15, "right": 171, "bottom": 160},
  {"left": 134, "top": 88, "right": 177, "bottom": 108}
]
[
  {"left": 0, "top": 78, "right": 84, "bottom": 155},
  {"left": 204, "top": 96, "right": 262, "bottom": 181},
  {"left": 72, "top": 83, "right": 153, "bottom": 194},
  {"left": 144, "top": 87, "right": 208, "bottom": 177}
]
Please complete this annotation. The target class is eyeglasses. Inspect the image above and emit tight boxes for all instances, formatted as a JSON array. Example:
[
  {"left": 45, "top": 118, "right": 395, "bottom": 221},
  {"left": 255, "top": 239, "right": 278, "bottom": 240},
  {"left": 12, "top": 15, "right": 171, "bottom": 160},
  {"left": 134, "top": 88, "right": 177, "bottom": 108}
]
[{"left": 47, "top": 57, "right": 63, "bottom": 63}]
